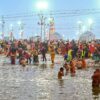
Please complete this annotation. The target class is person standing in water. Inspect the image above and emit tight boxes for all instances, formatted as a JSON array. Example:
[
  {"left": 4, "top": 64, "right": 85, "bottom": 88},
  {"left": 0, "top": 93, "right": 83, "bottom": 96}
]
[
  {"left": 50, "top": 46, "right": 55, "bottom": 64},
  {"left": 58, "top": 67, "right": 64, "bottom": 79},
  {"left": 41, "top": 46, "right": 47, "bottom": 62},
  {"left": 9, "top": 46, "right": 17, "bottom": 65},
  {"left": 92, "top": 69, "right": 100, "bottom": 87},
  {"left": 70, "top": 60, "right": 76, "bottom": 76}
]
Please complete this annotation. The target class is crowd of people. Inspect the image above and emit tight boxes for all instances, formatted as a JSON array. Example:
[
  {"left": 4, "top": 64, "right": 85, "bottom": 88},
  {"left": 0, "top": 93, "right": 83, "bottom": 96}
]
[
  {"left": 0, "top": 39, "right": 99, "bottom": 65},
  {"left": 0, "top": 39, "right": 57, "bottom": 66},
  {"left": 0, "top": 39, "right": 100, "bottom": 86}
]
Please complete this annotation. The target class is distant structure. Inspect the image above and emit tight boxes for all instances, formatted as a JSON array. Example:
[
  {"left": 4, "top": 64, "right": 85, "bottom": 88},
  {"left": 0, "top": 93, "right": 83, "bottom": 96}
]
[
  {"left": 49, "top": 17, "right": 55, "bottom": 35},
  {"left": 30, "top": 36, "right": 41, "bottom": 41},
  {"left": 49, "top": 32, "right": 62, "bottom": 41},
  {"left": 79, "top": 31, "right": 95, "bottom": 42},
  {"left": 48, "top": 17, "right": 62, "bottom": 41}
]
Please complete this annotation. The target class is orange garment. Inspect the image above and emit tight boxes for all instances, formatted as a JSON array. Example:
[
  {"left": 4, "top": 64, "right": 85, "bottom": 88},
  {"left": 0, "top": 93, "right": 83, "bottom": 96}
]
[
  {"left": 77, "top": 60, "right": 82, "bottom": 69},
  {"left": 50, "top": 46, "right": 55, "bottom": 63},
  {"left": 51, "top": 52, "right": 55, "bottom": 63},
  {"left": 70, "top": 61, "right": 76, "bottom": 76},
  {"left": 82, "top": 59, "right": 86, "bottom": 69},
  {"left": 70, "top": 66, "right": 76, "bottom": 73}
]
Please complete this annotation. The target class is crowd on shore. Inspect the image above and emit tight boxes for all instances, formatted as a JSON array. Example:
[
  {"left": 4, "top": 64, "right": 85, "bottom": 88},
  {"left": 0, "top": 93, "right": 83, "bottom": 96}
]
[
  {"left": 0, "top": 39, "right": 100, "bottom": 86},
  {"left": 0, "top": 39, "right": 99, "bottom": 65}
]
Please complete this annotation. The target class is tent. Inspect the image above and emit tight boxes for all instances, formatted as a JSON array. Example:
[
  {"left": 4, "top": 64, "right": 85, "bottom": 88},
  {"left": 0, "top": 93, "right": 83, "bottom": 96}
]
[
  {"left": 49, "top": 32, "right": 62, "bottom": 41},
  {"left": 79, "top": 31, "right": 95, "bottom": 42}
]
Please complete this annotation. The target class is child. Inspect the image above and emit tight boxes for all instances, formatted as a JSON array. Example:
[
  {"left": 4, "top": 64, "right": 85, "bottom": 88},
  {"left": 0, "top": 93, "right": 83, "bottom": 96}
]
[{"left": 58, "top": 67, "right": 64, "bottom": 79}]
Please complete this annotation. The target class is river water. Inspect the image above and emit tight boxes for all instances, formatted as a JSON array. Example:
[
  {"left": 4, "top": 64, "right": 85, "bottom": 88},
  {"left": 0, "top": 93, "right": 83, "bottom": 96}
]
[{"left": 0, "top": 55, "right": 100, "bottom": 100}]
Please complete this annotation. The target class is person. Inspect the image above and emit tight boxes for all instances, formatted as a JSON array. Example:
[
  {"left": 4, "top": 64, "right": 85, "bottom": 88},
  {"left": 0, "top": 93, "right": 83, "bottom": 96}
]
[
  {"left": 72, "top": 43, "right": 78, "bottom": 58},
  {"left": 70, "top": 60, "right": 76, "bottom": 76},
  {"left": 81, "top": 48, "right": 86, "bottom": 59},
  {"left": 89, "top": 43, "right": 95, "bottom": 58},
  {"left": 92, "top": 69, "right": 100, "bottom": 87},
  {"left": 41, "top": 46, "right": 47, "bottom": 62},
  {"left": 32, "top": 49, "right": 39, "bottom": 64},
  {"left": 19, "top": 57, "right": 27, "bottom": 67},
  {"left": 81, "top": 58, "right": 87, "bottom": 69},
  {"left": 50, "top": 46, "right": 55, "bottom": 64},
  {"left": 23, "top": 51, "right": 31, "bottom": 64},
  {"left": 63, "top": 62, "right": 69, "bottom": 75},
  {"left": 57, "top": 47, "right": 61, "bottom": 54},
  {"left": 17, "top": 48, "right": 23, "bottom": 59},
  {"left": 9, "top": 47, "right": 17, "bottom": 65},
  {"left": 64, "top": 53, "right": 68, "bottom": 61},
  {"left": 76, "top": 59, "right": 82, "bottom": 69},
  {"left": 67, "top": 48, "right": 73, "bottom": 62},
  {"left": 93, "top": 48, "right": 100, "bottom": 63},
  {"left": 58, "top": 67, "right": 64, "bottom": 79},
  {"left": 84, "top": 44, "right": 89, "bottom": 58}
]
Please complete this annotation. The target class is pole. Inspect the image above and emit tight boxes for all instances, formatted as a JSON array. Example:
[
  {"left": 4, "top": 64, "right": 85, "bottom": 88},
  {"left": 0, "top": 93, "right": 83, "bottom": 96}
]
[
  {"left": 1, "top": 16, "right": 5, "bottom": 40},
  {"left": 43, "top": 18, "right": 46, "bottom": 41},
  {"left": 41, "top": 17, "right": 43, "bottom": 41},
  {"left": 39, "top": 14, "right": 46, "bottom": 42},
  {"left": 78, "top": 23, "right": 82, "bottom": 40},
  {"left": 11, "top": 25, "right": 13, "bottom": 41},
  {"left": 49, "top": 24, "right": 50, "bottom": 41},
  {"left": 40, "top": 15, "right": 44, "bottom": 42}
]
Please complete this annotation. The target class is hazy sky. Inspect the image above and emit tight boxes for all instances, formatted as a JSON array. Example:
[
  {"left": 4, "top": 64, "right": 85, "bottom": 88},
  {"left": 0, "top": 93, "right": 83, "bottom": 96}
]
[{"left": 0, "top": 0, "right": 100, "bottom": 39}]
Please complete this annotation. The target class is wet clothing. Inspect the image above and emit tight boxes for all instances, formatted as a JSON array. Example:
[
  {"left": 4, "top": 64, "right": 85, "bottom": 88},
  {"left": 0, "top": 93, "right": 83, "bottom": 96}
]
[
  {"left": 41, "top": 47, "right": 47, "bottom": 62},
  {"left": 82, "top": 59, "right": 86, "bottom": 69},
  {"left": 10, "top": 52, "right": 16, "bottom": 64},
  {"left": 92, "top": 70, "right": 100, "bottom": 87},
  {"left": 32, "top": 50, "right": 39, "bottom": 63},
  {"left": 70, "top": 61, "right": 76, "bottom": 76},
  {"left": 58, "top": 71, "right": 64, "bottom": 79}
]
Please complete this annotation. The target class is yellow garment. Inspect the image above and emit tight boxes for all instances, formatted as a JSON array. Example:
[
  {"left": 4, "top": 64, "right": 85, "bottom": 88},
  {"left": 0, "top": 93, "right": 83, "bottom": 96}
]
[
  {"left": 68, "top": 49, "right": 72, "bottom": 61},
  {"left": 68, "top": 49, "right": 72, "bottom": 55},
  {"left": 50, "top": 46, "right": 55, "bottom": 63}
]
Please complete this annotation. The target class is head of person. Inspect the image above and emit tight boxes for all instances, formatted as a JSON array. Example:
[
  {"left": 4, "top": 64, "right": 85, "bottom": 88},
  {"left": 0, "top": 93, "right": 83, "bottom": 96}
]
[
  {"left": 60, "top": 67, "right": 64, "bottom": 72},
  {"left": 95, "top": 69, "right": 100, "bottom": 73},
  {"left": 93, "top": 69, "right": 100, "bottom": 74}
]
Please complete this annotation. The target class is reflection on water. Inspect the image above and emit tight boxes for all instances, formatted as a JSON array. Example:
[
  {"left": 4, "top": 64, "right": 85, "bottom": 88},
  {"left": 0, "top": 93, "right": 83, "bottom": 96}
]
[
  {"left": 39, "top": 63, "right": 47, "bottom": 69},
  {"left": 50, "top": 63, "right": 55, "bottom": 69},
  {"left": 0, "top": 56, "right": 99, "bottom": 100},
  {"left": 58, "top": 80, "right": 64, "bottom": 88}
]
